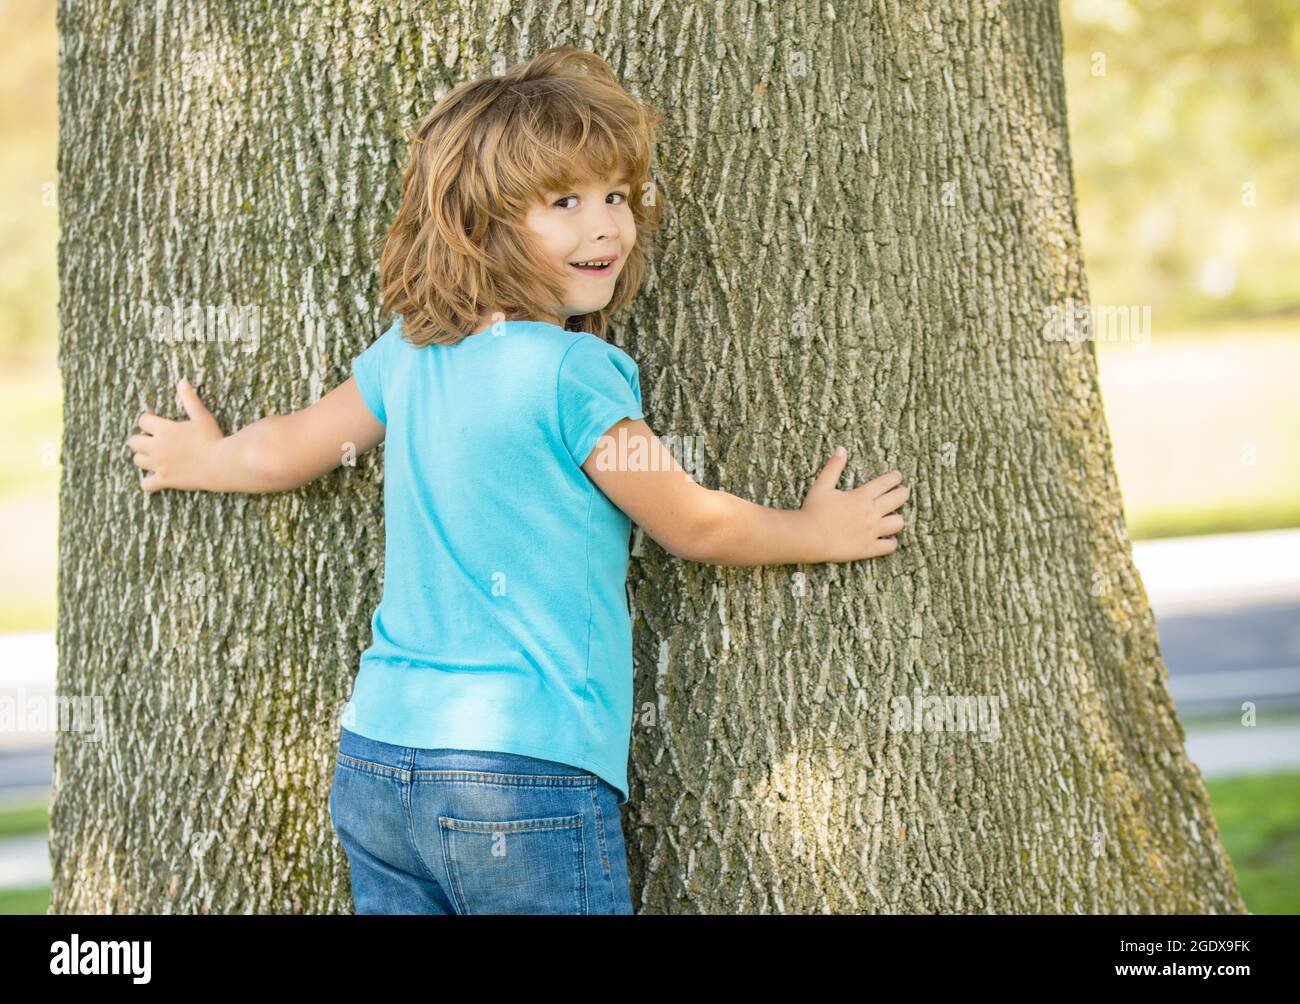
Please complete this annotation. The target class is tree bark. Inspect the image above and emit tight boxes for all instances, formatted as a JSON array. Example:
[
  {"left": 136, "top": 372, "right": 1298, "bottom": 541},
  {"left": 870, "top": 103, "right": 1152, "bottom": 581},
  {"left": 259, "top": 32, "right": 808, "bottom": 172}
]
[{"left": 52, "top": 0, "right": 1247, "bottom": 914}]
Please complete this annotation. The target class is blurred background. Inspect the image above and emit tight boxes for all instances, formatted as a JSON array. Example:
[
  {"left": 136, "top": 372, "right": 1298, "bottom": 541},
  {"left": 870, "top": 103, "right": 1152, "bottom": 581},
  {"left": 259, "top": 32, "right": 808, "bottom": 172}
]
[{"left": 1, "top": 0, "right": 1296, "bottom": 913}]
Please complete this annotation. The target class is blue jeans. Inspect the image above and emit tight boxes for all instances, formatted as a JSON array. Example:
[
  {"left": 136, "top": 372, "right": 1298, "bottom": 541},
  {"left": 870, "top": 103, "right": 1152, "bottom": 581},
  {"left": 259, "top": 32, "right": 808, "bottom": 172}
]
[{"left": 329, "top": 727, "right": 634, "bottom": 914}]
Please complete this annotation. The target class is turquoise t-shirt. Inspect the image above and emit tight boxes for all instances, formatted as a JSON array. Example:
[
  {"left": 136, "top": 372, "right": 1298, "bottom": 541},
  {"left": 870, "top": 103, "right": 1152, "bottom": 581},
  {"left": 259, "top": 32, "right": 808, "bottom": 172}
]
[{"left": 340, "top": 316, "right": 645, "bottom": 805}]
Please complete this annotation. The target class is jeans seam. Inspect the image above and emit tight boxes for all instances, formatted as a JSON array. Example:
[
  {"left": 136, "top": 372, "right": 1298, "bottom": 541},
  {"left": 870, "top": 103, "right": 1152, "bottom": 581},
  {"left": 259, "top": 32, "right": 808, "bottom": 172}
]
[
  {"left": 591, "top": 787, "right": 612, "bottom": 879},
  {"left": 398, "top": 749, "right": 444, "bottom": 885},
  {"left": 410, "top": 769, "right": 597, "bottom": 789},
  {"left": 336, "top": 752, "right": 409, "bottom": 780},
  {"left": 438, "top": 821, "right": 470, "bottom": 915},
  {"left": 577, "top": 812, "right": 589, "bottom": 914},
  {"left": 440, "top": 813, "right": 583, "bottom": 833}
]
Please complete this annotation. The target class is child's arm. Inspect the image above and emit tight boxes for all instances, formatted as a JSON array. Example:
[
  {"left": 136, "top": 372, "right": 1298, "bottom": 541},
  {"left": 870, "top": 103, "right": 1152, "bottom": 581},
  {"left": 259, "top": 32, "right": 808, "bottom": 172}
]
[
  {"left": 126, "top": 376, "right": 386, "bottom": 494},
  {"left": 583, "top": 418, "right": 907, "bottom": 567}
]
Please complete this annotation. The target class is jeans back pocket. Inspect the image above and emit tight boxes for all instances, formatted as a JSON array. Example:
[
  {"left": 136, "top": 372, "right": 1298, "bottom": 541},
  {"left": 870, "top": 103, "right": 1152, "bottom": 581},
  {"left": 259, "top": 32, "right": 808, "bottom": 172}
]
[{"left": 438, "top": 813, "right": 587, "bottom": 915}]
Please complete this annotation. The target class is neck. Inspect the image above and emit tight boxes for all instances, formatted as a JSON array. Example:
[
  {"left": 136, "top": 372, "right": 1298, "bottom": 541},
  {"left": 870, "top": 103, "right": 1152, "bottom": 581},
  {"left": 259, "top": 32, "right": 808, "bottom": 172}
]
[{"left": 472, "top": 309, "right": 567, "bottom": 335}]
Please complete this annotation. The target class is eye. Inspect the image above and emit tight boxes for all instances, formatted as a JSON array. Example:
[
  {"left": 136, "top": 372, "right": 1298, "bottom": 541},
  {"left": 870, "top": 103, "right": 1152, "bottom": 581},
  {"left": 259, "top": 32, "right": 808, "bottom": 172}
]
[
  {"left": 553, "top": 195, "right": 578, "bottom": 209},
  {"left": 609, "top": 190, "right": 630, "bottom": 205}
]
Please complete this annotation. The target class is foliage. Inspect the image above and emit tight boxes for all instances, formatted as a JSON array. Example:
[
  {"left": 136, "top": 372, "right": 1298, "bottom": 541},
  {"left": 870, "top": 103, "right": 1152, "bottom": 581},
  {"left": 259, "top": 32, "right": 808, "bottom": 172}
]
[{"left": 1062, "top": 0, "right": 1300, "bottom": 327}]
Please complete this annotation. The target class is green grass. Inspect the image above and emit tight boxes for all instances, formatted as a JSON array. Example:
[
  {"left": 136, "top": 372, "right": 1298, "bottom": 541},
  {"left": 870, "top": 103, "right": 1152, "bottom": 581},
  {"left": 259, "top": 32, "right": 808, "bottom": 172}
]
[
  {"left": 1204, "top": 771, "right": 1300, "bottom": 915},
  {"left": 0, "top": 801, "right": 47, "bottom": 838},
  {"left": 1127, "top": 497, "right": 1300, "bottom": 541},
  {"left": 0, "top": 800, "right": 50, "bottom": 915},
  {"left": 0, "top": 885, "right": 49, "bottom": 915}
]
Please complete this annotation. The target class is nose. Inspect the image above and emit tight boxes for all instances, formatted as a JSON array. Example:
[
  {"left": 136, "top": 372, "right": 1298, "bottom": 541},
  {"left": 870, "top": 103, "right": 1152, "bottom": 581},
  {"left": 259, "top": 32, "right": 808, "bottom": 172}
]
[{"left": 584, "top": 200, "right": 622, "bottom": 240}]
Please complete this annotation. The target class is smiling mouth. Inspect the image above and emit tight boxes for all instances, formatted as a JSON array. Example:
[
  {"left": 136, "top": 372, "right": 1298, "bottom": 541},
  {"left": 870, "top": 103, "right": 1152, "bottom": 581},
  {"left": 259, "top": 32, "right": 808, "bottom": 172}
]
[{"left": 568, "top": 259, "right": 616, "bottom": 275}]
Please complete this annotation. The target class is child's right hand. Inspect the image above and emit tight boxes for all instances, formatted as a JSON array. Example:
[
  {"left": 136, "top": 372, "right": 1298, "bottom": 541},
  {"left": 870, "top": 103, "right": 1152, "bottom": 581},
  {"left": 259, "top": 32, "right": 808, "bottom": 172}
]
[
  {"left": 799, "top": 448, "right": 907, "bottom": 563},
  {"left": 128, "top": 379, "right": 227, "bottom": 493}
]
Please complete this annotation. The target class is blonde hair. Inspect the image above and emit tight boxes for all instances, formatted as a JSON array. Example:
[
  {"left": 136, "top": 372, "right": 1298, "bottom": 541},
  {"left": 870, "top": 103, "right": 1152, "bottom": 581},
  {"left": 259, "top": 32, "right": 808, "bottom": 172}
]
[{"left": 378, "top": 47, "right": 664, "bottom": 347}]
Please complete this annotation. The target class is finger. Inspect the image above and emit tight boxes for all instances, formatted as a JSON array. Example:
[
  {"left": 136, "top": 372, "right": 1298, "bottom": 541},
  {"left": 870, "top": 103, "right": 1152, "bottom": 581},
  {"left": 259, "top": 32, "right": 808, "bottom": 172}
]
[
  {"left": 126, "top": 433, "right": 152, "bottom": 452},
  {"left": 141, "top": 472, "right": 164, "bottom": 493},
  {"left": 132, "top": 452, "right": 155, "bottom": 471},
  {"left": 175, "top": 378, "right": 213, "bottom": 423},
  {"left": 868, "top": 536, "right": 900, "bottom": 557},
  {"left": 876, "top": 513, "right": 905, "bottom": 535},
  {"left": 137, "top": 411, "right": 171, "bottom": 434},
  {"left": 857, "top": 468, "right": 903, "bottom": 498},
  {"left": 875, "top": 484, "right": 909, "bottom": 512},
  {"left": 810, "top": 446, "right": 849, "bottom": 494}
]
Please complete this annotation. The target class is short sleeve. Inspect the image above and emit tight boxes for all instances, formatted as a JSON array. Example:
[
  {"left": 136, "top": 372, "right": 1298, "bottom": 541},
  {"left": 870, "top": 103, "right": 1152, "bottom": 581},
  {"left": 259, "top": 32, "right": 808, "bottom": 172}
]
[
  {"left": 353, "top": 318, "right": 400, "bottom": 425},
  {"left": 556, "top": 335, "right": 645, "bottom": 467}
]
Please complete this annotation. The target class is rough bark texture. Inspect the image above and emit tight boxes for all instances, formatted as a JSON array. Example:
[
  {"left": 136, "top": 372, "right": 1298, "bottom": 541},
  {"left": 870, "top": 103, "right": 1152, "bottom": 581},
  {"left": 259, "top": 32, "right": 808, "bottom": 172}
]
[{"left": 53, "top": 0, "right": 1246, "bottom": 914}]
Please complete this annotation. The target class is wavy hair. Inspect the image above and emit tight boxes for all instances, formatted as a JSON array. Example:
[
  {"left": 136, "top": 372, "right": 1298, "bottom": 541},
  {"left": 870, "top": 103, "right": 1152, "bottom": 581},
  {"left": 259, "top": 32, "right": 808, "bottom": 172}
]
[{"left": 377, "top": 47, "right": 664, "bottom": 347}]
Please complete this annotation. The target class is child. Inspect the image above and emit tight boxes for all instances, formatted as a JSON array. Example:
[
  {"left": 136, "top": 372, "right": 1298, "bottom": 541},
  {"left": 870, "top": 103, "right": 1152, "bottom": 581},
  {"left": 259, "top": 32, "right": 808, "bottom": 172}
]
[{"left": 125, "top": 47, "right": 908, "bottom": 915}]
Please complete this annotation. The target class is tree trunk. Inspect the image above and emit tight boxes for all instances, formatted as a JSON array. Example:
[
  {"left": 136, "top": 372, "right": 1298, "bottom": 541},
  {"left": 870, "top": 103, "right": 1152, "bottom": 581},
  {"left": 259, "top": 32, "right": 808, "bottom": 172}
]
[{"left": 52, "top": 0, "right": 1246, "bottom": 914}]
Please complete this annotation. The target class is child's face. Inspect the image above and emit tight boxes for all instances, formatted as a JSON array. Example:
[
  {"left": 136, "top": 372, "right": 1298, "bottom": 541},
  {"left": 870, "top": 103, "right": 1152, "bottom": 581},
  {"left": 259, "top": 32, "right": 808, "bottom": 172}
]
[{"left": 524, "top": 171, "right": 636, "bottom": 320}]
